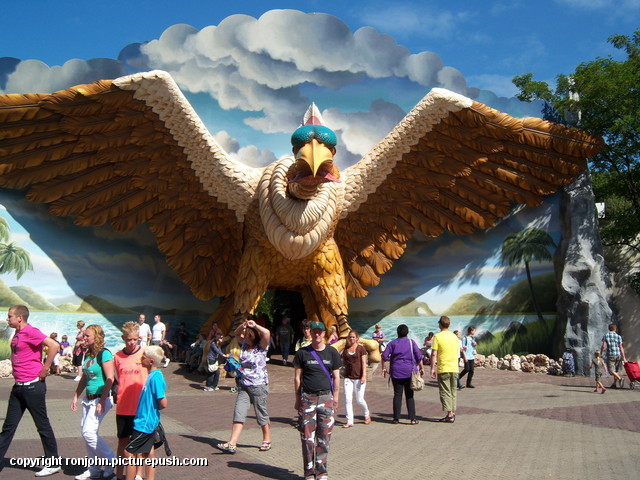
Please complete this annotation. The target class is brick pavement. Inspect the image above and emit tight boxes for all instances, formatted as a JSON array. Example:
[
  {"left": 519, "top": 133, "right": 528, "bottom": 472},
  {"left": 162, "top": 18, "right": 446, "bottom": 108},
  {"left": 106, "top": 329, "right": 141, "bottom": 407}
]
[{"left": 0, "top": 358, "right": 638, "bottom": 480}]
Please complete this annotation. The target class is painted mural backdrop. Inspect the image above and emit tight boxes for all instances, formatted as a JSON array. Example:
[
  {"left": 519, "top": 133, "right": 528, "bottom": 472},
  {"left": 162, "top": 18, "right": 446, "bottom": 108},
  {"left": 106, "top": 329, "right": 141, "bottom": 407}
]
[{"left": 0, "top": 10, "right": 560, "bottom": 351}]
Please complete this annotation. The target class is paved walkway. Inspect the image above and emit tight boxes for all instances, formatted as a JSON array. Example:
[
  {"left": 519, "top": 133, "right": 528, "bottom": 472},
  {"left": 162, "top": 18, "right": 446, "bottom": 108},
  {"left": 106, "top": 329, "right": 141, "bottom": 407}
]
[{"left": 1, "top": 358, "right": 638, "bottom": 480}]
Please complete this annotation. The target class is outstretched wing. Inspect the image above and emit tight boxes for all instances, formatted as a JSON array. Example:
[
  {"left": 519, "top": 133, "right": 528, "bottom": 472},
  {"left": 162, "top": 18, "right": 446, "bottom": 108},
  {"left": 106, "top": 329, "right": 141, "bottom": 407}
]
[
  {"left": 0, "top": 70, "right": 263, "bottom": 299},
  {"left": 336, "top": 88, "right": 602, "bottom": 297}
]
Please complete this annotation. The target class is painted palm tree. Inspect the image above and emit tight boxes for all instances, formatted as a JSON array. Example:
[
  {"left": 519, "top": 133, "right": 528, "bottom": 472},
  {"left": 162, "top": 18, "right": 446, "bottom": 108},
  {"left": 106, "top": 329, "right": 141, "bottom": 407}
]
[
  {"left": 500, "top": 227, "right": 556, "bottom": 322},
  {"left": 0, "top": 216, "right": 33, "bottom": 280}
]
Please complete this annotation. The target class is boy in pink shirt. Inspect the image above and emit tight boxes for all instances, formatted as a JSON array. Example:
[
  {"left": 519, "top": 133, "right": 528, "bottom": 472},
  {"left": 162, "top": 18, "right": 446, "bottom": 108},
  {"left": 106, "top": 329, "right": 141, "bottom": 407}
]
[{"left": 0, "top": 305, "right": 61, "bottom": 477}]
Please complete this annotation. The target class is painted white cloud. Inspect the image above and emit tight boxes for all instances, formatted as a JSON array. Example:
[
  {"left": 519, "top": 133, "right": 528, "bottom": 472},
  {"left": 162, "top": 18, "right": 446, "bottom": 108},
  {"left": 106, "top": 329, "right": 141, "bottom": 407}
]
[
  {"left": 466, "top": 74, "right": 519, "bottom": 98},
  {"left": 140, "top": 10, "right": 477, "bottom": 136},
  {"left": 213, "top": 130, "right": 277, "bottom": 168},
  {"left": 1, "top": 58, "right": 127, "bottom": 94},
  {"left": 359, "top": 4, "right": 466, "bottom": 38},
  {"left": 1, "top": 9, "right": 529, "bottom": 170},
  {"left": 322, "top": 99, "right": 407, "bottom": 160},
  {"left": 557, "top": 0, "right": 640, "bottom": 10}
]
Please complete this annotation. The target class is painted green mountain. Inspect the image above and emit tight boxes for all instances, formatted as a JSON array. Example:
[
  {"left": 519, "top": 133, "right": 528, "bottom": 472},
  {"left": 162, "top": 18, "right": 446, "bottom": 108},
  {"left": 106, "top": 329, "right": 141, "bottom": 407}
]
[
  {"left": 57, "top": 302, "right": 81, "bottom": 312},
  {"left": 10, "top": 286, "right": 58, "bottom": 311},
  {"left": 386, "top": 297, "right": 435, "bottom": 317},
  {"left": 0, "top": 278, "right": 28, "bottom": 308},
  {"left": 477, "top": 272, "right": 557, "bottom": 315},
  {"left": 77, "top": 295, "right": 137, "bottom": 314},
  {"left": 444, "top": 293, "right": 496, "bottom": 315}
]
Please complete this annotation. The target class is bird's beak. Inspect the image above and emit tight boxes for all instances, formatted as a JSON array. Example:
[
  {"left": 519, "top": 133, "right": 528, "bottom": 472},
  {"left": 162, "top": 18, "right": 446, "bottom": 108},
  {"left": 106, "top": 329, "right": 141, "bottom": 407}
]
[
  {"left": 296, "top": 139, "right": 334, "bottom": 176},
  {"left": 291, "top": 139, "right": 339, "bottom": 183}
]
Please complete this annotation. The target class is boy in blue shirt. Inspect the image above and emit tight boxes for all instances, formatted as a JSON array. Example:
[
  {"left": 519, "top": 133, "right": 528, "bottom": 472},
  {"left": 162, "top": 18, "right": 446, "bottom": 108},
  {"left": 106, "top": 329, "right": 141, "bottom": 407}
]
[
  {"left": 458, "top": 326, "right": 477, "bottom": 389},
  {"left": 125, "top": 346, "right": 167, "bottom": 480}
]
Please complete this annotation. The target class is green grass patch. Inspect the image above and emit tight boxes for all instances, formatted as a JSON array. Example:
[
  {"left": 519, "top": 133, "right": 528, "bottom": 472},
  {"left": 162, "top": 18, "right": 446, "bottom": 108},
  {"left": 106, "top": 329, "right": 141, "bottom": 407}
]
[
  {"left": 0, "top": 338, "right": 10, "bottom": 361},
  {"left": 476, "top": 316, "right": 556, "bottom": 357}
]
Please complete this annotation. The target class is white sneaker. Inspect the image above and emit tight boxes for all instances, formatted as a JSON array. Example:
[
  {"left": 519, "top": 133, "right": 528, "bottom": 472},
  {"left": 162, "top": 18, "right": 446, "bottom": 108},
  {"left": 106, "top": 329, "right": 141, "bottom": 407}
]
[
  {"left": 34, "top": 466, "right": 61, "bottom": 477},
  {"left": 163, "top": 358, "right": 170, "bottom": 368},
  {"left": 203, "top": 386, "right": 214, "bottom": 391},
  {"left": 134, "top": 475, "right": 143, "bottom": 480},
  {"left": 74, "top": 469, "right": 102, "bottom": 480},
  {"left": 214, "top": 387, "right": 219, "bottom": 391},
  {"left": 73, "top": 376, "right": 82, "bottom": 382}
]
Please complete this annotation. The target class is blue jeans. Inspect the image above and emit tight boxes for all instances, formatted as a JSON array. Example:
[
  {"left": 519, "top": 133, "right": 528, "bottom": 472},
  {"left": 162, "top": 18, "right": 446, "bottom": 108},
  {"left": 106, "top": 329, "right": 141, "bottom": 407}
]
[
  {"left": 280, "top": 341, "right": 291, "bottom": 362},
  {"left": 206, "top": 369, "right": 220, "bottom": 388}
]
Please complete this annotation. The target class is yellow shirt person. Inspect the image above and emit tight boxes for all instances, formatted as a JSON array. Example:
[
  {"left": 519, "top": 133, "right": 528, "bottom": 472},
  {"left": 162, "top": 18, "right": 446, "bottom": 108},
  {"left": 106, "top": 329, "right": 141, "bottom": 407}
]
[{"left": 432, "top": 330, "right": 460, "bottom": 374}]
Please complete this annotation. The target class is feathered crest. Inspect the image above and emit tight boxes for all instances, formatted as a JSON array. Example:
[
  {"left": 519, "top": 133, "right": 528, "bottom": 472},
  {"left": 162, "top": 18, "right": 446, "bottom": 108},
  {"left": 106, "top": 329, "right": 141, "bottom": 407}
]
[
  {"left": 291, "top": 102, "right": 337, "bottom": 149},
  {"left": 302, "top": 102, "right": 325, "bottom": 126}
]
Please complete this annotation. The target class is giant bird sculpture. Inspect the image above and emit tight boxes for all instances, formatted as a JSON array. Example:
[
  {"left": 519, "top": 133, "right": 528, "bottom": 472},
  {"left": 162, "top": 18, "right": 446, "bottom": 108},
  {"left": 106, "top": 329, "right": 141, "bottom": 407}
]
[{"left": 0, "top": 70, "right": 601, "bottom": 355}]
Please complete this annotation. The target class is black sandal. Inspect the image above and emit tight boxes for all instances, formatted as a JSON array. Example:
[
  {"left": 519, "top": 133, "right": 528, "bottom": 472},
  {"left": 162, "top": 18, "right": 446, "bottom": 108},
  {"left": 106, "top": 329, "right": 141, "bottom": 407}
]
[{"left": 410, "top": 419, "right": 419, "bottom": 425}]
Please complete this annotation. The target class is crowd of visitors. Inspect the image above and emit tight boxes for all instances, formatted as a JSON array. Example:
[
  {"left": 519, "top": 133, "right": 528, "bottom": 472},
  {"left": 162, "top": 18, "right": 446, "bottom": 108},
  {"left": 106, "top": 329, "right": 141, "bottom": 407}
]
[{"left": 0, "top": 306, "right": 633, "bottom": 480}]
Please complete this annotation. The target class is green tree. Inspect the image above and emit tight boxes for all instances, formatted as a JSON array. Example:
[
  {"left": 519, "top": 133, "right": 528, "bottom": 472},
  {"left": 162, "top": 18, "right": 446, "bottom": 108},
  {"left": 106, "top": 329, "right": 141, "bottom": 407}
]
[
  {"left": 513, "top": 29, "right": 640, "bottom": 289},
  {"left": 0, "top": 216, "right": 33, "bottom": 280},
  {"left": 0, "top": 217, "right": 10, "bottom": 242},
  {"left": 500, "top": 228, "right": 556, "bottom": 322}
]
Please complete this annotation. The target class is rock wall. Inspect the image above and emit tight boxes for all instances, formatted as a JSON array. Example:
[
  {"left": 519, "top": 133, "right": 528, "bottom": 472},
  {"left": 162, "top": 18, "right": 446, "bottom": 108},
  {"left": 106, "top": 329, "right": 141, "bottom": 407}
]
[
  {"left": 603, "top": 246, "right": 640, "bottom": 361},
  {"left": 554, "top": 170, "right": 615, "bottom": 375}
]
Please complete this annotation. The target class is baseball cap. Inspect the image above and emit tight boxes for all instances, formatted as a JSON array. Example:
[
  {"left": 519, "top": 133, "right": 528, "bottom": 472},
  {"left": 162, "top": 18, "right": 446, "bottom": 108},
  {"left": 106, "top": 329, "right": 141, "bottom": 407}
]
[{"left": 310, "top": 321, "right": 326, "bottom": 331}]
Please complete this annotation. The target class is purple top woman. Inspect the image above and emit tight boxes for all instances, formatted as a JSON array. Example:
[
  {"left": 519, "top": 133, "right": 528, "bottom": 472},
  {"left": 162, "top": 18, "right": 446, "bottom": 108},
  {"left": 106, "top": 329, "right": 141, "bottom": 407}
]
[
  {"left": 380, "top": 324, "right": 423, "bottom": 424},
  {"left": 381, "top": 332, "right": 423, "bottom": 379}
]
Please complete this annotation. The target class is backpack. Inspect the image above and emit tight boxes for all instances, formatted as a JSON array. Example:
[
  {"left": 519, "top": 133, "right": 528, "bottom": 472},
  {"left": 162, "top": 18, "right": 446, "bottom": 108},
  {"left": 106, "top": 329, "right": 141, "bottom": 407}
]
[
  {"left": 97, "top": 349, "right": 119, "bottom": 403},
  {"left": 561, "top": 351, "right": 575, "bottom": 375}
]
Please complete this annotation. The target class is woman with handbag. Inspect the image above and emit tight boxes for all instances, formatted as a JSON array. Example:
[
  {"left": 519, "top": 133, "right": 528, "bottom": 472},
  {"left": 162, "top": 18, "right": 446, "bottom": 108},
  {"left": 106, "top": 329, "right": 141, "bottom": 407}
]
[
  {"left": 380, "top": 324, "right": 423, "bottom": 425},
  {"left": 216, "top": 319, "right": 272, "bottom": 453},
  {"left": 204, "top": 334, "right": 226, "bottom": 391}
]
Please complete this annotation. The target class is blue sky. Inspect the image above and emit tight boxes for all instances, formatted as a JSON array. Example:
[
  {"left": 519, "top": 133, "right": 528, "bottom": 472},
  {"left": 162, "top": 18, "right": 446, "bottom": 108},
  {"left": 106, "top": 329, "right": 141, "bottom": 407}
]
[
  {"left": 2, "top": 1, "right": 637, "bottom": 88},
  {"left": 0, "top": 1, "right": 637, "bottom": 311},
  {"left": 1, "top": 1, "right": 637, "bottom": 164},
  {"left": 1, "top": 0, "right": 637, "bottom": 168}
]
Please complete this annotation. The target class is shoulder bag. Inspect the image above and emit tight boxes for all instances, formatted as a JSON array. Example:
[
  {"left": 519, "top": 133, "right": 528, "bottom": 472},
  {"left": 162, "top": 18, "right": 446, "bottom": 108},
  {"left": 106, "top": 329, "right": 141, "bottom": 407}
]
[{"left": 409, "top": 339, "right": 424, "bottom": 391}]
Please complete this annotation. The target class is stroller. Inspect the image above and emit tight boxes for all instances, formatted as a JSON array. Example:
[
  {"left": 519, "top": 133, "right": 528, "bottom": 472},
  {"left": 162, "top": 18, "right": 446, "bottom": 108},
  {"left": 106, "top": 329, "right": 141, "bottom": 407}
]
[{"left": 623, "top": 361, "right": 639, "bottom": 389}]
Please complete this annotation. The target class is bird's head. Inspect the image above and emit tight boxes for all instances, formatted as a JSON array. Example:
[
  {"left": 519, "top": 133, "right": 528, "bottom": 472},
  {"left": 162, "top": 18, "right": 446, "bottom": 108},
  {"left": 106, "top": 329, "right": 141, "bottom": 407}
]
[{"left": 288, "top": 104, "right": 340, "bottom": 199}]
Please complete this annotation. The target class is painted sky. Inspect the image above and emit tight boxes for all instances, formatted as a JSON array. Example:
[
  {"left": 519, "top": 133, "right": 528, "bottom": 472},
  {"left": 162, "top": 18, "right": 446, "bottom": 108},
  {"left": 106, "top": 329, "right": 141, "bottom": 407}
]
[
  {"left": 0, "top": 1, "right": 636, "bottom": 311},
  {"left": 1, "top": 1, "right": 637, "bottom": 166}
]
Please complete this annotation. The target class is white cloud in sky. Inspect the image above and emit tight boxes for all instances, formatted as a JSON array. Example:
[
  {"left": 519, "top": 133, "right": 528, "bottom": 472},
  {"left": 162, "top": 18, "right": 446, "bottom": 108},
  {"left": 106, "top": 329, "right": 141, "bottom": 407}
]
[
  {"left": 322, "top": 99, "right": 406, "bottom": 158},
  {"left": 12, "top": 254, "right": 70, "bottom": 295},
  {"left": 138, "top": 10, "right": 476, "bottom": 141},
  {"left": 466, "top": 73, "right": 519, "bottom": 98},
  {"left": 557, "top": 0, "right": 640, "bottom": 10},
  {"left": 213, "top": 130, "right": 277, "bottom": 168},
  {"left": 359, "top": 4, "right": 466, "bottom": 39},
  {"left": 1, "top": 58, "right": 126, "bottom": 94},
  {"left": 0, "top": 10, "right": 533, "bottom": 167},
  {"left": 213, "top": 131, "right": 240, "bottom": 154}
]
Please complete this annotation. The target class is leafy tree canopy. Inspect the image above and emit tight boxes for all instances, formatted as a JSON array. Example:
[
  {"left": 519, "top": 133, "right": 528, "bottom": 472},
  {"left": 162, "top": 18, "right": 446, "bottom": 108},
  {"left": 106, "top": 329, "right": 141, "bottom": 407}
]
[{"left": 513, "top": 29, "right": 640, "bottom": 288}]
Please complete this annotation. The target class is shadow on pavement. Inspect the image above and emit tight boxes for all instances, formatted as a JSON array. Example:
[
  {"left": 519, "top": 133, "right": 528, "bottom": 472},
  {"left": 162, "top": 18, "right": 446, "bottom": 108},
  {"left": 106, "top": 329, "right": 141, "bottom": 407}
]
[{"left": 227, "top": 461, "right": 301, "bottom": 480}]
